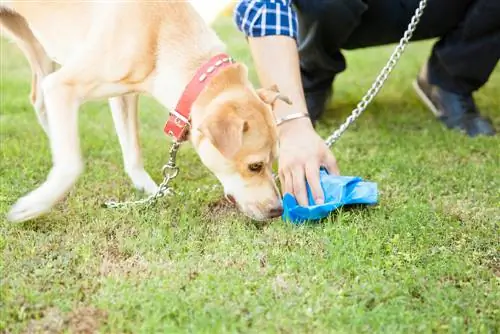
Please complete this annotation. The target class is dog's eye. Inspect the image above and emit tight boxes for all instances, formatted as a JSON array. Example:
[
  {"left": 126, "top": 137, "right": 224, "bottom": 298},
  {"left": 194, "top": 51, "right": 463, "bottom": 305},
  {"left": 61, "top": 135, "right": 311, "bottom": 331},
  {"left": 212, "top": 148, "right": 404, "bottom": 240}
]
[{"left": 248, "top": 162, "right": 264, "bottom": 173}]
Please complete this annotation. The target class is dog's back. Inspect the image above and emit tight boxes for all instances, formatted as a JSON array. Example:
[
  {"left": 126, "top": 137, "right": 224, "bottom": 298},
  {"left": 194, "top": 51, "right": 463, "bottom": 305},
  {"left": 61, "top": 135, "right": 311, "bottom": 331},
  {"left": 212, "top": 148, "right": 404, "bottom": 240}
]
[{"left": 1, "top": 1, "right": 217, "bottom": 66}]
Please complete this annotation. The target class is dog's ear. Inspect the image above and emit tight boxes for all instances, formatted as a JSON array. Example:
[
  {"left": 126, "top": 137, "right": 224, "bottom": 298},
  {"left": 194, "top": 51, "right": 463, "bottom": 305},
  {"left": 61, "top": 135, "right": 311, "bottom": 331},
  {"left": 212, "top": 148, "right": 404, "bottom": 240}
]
[
  {"left": 199, "top": 110, "right": 248, "bottom": 159},
  {"left": 257, "top": 84, "right": 292, "bottom": 106}
]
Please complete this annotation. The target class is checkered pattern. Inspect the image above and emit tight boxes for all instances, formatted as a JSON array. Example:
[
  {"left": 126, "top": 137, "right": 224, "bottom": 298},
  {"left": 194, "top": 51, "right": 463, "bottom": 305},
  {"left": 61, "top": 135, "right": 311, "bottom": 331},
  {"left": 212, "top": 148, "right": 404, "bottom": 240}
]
[{"left": 234, "top": 0, "right": 298, "bottom": 40}]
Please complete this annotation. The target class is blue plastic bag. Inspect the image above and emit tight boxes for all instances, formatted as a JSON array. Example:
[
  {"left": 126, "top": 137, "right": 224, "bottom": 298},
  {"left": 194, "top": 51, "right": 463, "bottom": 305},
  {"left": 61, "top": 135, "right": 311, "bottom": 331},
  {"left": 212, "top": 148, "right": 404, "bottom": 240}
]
[{"left": 282, "top": 169, "right": 378, "bottom": 224}]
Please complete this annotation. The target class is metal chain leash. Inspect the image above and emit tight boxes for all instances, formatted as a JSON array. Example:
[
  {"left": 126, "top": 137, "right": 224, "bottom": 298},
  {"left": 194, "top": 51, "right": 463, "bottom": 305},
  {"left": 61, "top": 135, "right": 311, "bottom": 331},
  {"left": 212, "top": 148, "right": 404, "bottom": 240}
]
[
  {"left": 324, "top": 0, "right": 427, "bottom": 148},
  {"left": 104, "top": 141, "right": 181, "bottom": 209},
  {"left": 104, "top": 0, "right": 427, "bottom": 209}
]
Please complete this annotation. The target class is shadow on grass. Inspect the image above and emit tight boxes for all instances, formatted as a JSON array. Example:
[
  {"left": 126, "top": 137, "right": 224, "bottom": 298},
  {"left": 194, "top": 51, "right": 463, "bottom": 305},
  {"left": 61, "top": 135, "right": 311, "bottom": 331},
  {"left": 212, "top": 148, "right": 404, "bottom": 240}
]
[
  {"left": 9, "top": 218, "right": 56, "bottom": 233},
  {"left": 281, "top": 203, "right": 378, "bottom": 227},
  {"left": 201, "top": 198, "right": 276, "bottom": 229}
]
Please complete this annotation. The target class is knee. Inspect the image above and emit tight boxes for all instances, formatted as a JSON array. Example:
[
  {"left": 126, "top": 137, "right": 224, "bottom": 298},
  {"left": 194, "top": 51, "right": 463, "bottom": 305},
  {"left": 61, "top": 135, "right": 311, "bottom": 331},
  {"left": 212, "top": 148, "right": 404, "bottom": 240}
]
[
  {"left": 294, "top": 0, "right": 335, "bottom": 17},
  {"left": 41, "top": 73, "right": 63, "bottom": 96},
  {"left": 295, "top": 0, "right": 368, "bottom": 51},
  {"left": 41, "top": 72, "right": 77, "bottom": 101}
]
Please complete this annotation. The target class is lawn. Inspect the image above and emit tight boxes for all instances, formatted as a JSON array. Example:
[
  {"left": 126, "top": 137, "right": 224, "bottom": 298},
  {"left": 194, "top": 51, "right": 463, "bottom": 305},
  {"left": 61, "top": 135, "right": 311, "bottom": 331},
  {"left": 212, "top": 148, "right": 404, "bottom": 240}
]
[{"left": 1, "top": 13, "right": 499, "bottom": 334}]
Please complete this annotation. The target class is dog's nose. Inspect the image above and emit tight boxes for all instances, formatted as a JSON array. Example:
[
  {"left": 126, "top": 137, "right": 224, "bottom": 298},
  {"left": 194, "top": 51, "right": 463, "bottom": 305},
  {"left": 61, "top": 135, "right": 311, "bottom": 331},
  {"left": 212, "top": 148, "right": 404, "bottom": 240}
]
[{"left": 268, "top": 206, "right": 283, "bottom": 218}]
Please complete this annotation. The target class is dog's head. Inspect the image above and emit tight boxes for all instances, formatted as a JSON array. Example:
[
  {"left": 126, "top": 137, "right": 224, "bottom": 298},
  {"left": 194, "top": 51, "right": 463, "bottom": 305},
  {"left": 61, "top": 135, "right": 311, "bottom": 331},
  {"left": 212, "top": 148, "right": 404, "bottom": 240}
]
[{"left": 191, "top": 63, "right": 290, "bottom": 221}]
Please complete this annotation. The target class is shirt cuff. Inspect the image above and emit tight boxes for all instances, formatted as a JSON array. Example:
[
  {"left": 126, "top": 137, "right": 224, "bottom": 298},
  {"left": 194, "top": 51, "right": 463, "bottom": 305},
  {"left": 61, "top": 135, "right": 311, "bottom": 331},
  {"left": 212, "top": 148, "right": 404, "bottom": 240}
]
[{"left": 234, "top": 0, "right": 298, "bottom": 40}]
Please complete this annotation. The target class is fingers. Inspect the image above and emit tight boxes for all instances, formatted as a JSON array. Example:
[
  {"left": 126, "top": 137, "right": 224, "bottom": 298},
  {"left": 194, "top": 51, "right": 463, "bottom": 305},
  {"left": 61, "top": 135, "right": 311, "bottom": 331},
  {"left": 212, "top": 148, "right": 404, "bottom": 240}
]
[
  {"left": 291, "top": 167, "right": 308, "bottom": 206},
  {"left": 305, "top": 162, "right": 324, "bottom": 204},
  {"left": 277, "top": 136, "right": 339, "bottom": 207},
  {"left": 280, "top": 165, "right": 309, "bottom": 206},
  {"left": 281, "top": 165, "right": 318, "bottom": 206},
  {"left": 279, "top": 169, "right": 292, "bottom": 196},
  {"left": 324, "top": 152, "right": 340, "bottom": 175},
  {"left": 279, "top": 155, "right": 337, "bottom": 207}
]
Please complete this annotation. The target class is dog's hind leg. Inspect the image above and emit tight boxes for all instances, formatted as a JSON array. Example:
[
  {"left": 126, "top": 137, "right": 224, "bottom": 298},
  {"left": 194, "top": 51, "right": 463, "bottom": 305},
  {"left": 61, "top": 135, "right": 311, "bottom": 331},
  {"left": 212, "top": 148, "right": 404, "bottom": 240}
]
[
  {"left": 0, "top": 10, "right": 56, "bottom": 135},
  {"left": 109, "top": 95, "right": 158, "bottom": 194}
]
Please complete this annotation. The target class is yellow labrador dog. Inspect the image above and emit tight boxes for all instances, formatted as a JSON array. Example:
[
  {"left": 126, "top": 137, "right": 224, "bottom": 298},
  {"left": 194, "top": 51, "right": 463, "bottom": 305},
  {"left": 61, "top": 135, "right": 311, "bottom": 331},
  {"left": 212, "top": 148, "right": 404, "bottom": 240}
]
[{"left": 0, "top": 1, "right": 290, "bottom": 222}]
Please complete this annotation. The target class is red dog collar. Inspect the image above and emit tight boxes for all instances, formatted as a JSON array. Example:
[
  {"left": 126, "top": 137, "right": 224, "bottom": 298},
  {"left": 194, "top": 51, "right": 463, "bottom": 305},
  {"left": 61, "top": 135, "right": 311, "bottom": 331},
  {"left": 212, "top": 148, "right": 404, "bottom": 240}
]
[{"left": 164, "top": 53, "right": 235, "bottom": 142}]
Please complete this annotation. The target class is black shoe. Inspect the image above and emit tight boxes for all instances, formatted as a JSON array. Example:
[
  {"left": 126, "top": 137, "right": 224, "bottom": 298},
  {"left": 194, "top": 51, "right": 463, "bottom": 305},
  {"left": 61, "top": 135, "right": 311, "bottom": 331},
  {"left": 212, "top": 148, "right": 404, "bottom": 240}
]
[
  {"left": 305, "top": 88, "right": 333, "bottom": 126},
  {"left": 413, "top": 71, "right": 495, "bottom": 137}
]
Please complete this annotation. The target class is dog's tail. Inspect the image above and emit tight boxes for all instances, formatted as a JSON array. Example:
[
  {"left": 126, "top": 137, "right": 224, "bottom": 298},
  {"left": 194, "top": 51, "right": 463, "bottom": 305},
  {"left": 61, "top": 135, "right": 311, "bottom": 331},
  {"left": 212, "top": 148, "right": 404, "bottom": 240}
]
[
  {"left": 0, "top": 7, "right": 56, "bottom": 107},
  {"left": 0, "top": 6, "right": 31, "bottom": 41}
]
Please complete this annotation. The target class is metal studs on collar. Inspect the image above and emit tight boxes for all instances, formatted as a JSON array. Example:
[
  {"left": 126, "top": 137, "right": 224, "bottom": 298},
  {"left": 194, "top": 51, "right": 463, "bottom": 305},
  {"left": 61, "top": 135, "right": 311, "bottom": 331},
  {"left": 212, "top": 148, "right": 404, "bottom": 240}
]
[
  {"left": 198, "top": 57, "right": 234, "bottom": 82},
  {"left": 199, "top": 73, "right": 207, "bottom": 82},
  {"left": 174, "top": 117, "right": 183, "bottom": 126}
]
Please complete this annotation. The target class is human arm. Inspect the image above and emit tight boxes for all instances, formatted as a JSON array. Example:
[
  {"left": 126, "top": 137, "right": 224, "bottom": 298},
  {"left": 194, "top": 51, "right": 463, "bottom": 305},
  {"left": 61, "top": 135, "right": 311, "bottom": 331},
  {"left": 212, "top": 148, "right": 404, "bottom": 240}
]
[{"left": 234, "top": 0, "right": 340, "bottom": 205}]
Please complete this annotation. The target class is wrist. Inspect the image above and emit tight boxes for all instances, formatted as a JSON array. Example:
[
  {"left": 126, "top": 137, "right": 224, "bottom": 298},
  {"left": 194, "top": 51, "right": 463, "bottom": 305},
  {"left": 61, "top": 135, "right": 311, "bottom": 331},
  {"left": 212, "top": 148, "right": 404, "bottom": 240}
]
[
  {"left": 275, "top": 111, "right": 310, "bottom": 127},
  {"left": 272, "top": 100, "right": 314, "bottom": 136},
  {"left": 277, "top": 115, "right": 314, "bottom": 138}
]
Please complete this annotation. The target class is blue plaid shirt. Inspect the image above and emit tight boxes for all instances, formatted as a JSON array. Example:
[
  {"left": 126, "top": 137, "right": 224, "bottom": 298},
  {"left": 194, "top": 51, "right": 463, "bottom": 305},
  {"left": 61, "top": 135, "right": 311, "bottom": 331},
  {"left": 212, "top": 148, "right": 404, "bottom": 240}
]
[{"left": 234, "top": 0, "right": 298, "bottom": 40}]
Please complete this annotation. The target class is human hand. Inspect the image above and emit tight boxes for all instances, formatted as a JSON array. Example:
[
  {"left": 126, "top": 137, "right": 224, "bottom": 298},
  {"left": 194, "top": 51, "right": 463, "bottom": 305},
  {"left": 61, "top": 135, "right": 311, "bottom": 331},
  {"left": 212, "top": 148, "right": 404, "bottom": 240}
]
[
  {"left": 245, "top": 34, "right": 339, "bottom": 203},
  {"left": 277, "top": 117, "right": 340, "bottom": 206}
]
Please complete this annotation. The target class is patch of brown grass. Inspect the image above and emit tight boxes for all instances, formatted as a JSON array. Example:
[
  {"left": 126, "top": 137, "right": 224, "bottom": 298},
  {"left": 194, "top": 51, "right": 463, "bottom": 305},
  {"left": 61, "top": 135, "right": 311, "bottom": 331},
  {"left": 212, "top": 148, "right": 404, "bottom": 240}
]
[
  {"left": 203, "top": 198, "right": 239, "bottom": 221},
  {"left": 66, "top": 306, "right": 108, "bottom": 334},
  {"left": 23, "top": 308, "right": 65, "bottom": 334},
  {"left": 22, "top": 306, "right": 107, "bottom": 334},
  {"left": 99, "top": 243, "right": 151, "bottom": 278}
]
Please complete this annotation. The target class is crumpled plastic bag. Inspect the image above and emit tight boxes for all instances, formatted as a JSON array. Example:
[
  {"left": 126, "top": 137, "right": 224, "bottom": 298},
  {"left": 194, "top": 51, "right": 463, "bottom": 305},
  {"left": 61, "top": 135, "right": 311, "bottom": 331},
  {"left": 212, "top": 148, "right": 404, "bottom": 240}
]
[{"left": 282, "top": 169, "right": 378, "bottom": 224}]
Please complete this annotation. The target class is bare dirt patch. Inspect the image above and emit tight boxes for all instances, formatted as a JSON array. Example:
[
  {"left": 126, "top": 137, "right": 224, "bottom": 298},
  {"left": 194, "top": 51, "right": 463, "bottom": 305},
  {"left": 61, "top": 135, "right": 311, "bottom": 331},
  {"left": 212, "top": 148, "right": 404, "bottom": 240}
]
[
  {"left": 203, "top": 198, "right": 239, "bottom": 221},
  {"left": 22, "top": 306, "right": 107, "bottom": 334},
  {"left": 66, "top": 306, "right": 108, "bottom": 334},
  {"left": 99, "top": 243, "right": 150, "bottom": 278},
  {"left": 23, "top": 308, "right": 65, "bottom": 334}
]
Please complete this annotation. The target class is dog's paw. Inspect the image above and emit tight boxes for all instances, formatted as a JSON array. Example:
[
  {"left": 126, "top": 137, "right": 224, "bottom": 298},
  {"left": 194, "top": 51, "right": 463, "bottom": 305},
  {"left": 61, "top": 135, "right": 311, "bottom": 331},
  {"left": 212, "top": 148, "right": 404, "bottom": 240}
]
[
  {"left": 128, "top": 169, "right": 159, "bottom": 195},
  {"left": 7, "top": 194, "right": 52, "bottom": 223}
]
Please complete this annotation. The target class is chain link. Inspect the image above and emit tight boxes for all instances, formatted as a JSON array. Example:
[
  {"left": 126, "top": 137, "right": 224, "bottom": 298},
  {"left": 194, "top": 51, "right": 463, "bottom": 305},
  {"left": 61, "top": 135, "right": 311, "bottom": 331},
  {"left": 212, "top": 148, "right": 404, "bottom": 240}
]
[
  {"left": 104, "top": 141, "right": 181, "bottom": 209},
  {"left": 104, "top": 0, "right": 427, "bottom": 209}
]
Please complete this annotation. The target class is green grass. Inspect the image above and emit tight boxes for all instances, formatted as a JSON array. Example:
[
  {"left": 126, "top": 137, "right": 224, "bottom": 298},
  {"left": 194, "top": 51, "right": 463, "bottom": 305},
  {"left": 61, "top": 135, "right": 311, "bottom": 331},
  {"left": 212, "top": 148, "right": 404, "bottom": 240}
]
[{"left": 1, "top": 15, "right": 499, "bottom": 334}]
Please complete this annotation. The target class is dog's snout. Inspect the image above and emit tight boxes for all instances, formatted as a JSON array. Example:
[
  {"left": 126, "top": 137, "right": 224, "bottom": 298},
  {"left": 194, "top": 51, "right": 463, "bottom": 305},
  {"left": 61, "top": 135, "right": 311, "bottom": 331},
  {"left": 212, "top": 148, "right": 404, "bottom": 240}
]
[{"left": 268, "top": 206, "right": 283, "bottom": 218}]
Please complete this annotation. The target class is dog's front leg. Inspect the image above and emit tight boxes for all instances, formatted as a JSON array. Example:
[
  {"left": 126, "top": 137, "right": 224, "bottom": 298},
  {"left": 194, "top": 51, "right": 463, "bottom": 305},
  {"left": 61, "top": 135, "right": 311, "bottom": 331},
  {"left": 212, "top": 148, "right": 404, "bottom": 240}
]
[
  {"left": 109, "top": 95, "right": 158, "bottom": 194},
  {"left": 7, "top": 65, "right": 85, "bottom": 223}
]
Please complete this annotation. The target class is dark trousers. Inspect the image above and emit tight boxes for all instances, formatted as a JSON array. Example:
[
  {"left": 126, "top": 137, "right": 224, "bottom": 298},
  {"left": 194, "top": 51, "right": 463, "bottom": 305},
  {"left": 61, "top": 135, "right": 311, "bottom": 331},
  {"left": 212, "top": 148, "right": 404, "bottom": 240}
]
[{"left": 294, "top": 0, "right": 500, "bottom": 96}]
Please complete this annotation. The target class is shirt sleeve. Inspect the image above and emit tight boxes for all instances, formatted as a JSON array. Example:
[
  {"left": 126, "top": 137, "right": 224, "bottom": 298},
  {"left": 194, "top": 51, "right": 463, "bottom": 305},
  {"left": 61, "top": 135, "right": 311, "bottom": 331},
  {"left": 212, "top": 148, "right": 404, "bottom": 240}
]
[{"left": 233, "top": 0, "right": 298, "bottom": 40}]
